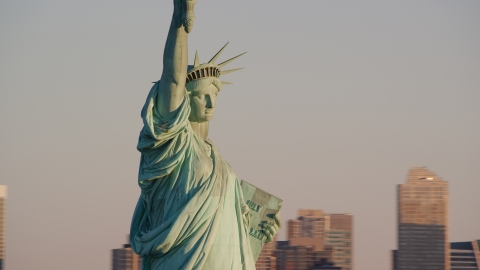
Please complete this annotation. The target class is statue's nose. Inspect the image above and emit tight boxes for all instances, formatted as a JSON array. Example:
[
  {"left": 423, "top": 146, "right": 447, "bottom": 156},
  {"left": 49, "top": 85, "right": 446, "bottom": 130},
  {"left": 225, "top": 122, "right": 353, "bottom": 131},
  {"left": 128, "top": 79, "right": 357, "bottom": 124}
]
[
  {"left": 205, "top": 95, "right": 213, "bottom": 108},
  {"left": 206, "top": 95, "right": 214, "bottom": 108}
]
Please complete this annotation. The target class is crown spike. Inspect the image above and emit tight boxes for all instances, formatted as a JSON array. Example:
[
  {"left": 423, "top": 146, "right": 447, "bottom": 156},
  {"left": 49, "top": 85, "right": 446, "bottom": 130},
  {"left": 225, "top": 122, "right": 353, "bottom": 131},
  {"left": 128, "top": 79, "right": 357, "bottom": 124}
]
[
  {"left": 208, "top": 42, "right": 229, "bottom": 64},
  {"left": 218, "top": 52, "right": 247, "bottom": 68},
  {"left": 221, "top": 81, "right": 233, "bottom": 85},
  {"left": 220, "top": 68, "right": 244, "bottom": 76},
  {"left": 194, "top": 51, "right": 200, "bottom": 67}
]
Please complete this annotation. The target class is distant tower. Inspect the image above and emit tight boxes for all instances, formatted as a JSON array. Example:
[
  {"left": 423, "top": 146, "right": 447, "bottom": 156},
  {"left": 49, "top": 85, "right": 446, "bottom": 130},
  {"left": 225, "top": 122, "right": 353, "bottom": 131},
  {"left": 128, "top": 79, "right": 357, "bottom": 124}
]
[
  {"left": 324, "top": 214, "right": 353, "bottom": 270},
  {"left": 0, "top": 186, "right": 6, "bottom": 270},
  {"left": 112, "top": 235, "right": 142, "bottom": 270},
  {"left": 397, "top": 167, "right": 449, "bottom": 270},
  {"left": 288, "top": 209, "right": 328, "bottom": 251},
  {"left": 450, "top": 240, "right": 480, "bottom": 269},
  {"left": 286, "top": 209, "right": 353, "bottom": 270},
  {"left": 255, "top": 237, "right": 277, "bottom": 270}
]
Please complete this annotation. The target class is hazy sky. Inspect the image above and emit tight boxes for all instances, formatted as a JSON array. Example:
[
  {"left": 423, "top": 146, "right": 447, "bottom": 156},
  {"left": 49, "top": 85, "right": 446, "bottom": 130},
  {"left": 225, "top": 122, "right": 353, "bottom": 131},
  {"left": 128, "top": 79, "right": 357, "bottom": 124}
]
[{"left": 1, "top": 1, "right": 479, "bottom": 269}]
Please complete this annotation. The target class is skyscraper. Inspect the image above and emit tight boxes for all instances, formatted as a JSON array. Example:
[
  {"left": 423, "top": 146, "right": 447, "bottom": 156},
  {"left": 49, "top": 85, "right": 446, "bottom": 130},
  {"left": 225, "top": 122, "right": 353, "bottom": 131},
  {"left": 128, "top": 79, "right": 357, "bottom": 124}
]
[
  {"left": 288, "top": 209, "right": 329, "bottom": 251},
  {"left": 275, "top": 244, "right": 315, "bottom": 270},
  {"left": 450, "top": 240, "right": 480, "bottom": 270},
  {"left": 286, "top": 209, "right": 353, "bottom": 270},
  {"left": 255, "top": 238, "right": 277, "bottom": 270},
  {"left": 397, "top": 167, "right": 449, "bottom": 270},
  {"left": 325, "top": 214, "right": 353, "bottom": 270},
  {"left": 112, "top": 235, "right": 142, "bottom": 270},
  {"left": 0, "top": 186, "right": 6, "bottom": 270}
]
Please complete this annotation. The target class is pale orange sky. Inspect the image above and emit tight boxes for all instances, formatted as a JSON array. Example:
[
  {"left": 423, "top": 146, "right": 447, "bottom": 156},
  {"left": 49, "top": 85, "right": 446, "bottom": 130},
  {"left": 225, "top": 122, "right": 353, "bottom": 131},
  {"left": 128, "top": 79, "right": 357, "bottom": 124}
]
[{"left": 1, "top": 1, "right": 479, "bottom": 269}]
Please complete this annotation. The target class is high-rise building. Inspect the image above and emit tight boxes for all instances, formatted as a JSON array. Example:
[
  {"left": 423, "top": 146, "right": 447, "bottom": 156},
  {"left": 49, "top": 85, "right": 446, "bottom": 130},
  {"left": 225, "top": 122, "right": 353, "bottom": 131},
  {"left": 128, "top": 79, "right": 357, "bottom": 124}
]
[
  {"left": 0, "top": 186, "right": 6, "bottom": 270},
  {"left": 393, "top": 240, "right": 480, "bottom": 270},
  {"left": 391, "top": 250, "right": 398, "bottom": 270},
  {"left": 256, "top": 238, "right": 277, "bottom": 270},
  {"left": 397, "top": 167, "right": 449, "bottom": 270},
  {"left": 288, "top": 209, "right": 329, "bottom": 251},
  {"left": 314, "top": 245, "right": 336, "bottom": 264},
  {"left": 450, "top": 240, "right": 480, "bottom": 270},
  {"left": 325, "top": 214, "right": 353, "bottom": 270},
  {"left": 275, "top": 243, "right": 315, "bottom": 270},
  {"left": 311, "top": 258, "right": 342, "bottom": 270},
  {"left": 112, "top": 235, "right": 142, "bottom": 270},
  {"left": 286, "top": 209, "right": 353, "bottom": 270}
]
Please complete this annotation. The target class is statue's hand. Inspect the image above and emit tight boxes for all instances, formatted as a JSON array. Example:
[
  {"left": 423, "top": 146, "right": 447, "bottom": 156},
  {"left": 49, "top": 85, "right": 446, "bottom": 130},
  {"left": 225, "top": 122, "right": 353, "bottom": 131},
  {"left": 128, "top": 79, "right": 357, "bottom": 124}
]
[
  {"left": 182, "top": 0, "right": 196, "bottom": 33},
  {"left": 173, "top": 0, "right": 197, "bottom": 33},
  {"left": 262, "top": 213, "right": 281, "bottom": 243}
]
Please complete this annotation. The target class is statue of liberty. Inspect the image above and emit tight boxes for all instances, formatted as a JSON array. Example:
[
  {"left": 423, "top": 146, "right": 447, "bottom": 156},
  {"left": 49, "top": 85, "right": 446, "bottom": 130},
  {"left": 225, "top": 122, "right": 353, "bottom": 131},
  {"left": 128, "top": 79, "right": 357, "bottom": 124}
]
[{"left": 129, "top": 1, "right": 281, "bottom": 269}]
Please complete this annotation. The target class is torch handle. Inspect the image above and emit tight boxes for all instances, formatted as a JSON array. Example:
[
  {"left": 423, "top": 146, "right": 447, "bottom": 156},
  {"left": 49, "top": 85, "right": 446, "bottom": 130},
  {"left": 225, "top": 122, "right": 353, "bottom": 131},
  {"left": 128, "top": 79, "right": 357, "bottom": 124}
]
[{"left": 182, "top": 0, "right": 197, "bottom": 33}]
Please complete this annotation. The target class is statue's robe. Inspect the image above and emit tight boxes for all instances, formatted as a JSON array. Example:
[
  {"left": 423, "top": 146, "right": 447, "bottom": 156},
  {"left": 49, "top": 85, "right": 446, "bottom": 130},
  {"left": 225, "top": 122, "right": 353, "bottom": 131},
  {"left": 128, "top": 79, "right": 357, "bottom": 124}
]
[{"left": 130, "top": 83, "right": 256, "bottom": 270}]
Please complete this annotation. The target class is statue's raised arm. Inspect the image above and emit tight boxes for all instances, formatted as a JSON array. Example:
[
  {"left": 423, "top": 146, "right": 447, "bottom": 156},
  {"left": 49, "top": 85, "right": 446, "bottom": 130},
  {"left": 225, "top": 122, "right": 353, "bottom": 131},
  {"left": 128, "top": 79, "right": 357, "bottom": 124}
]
[{"left": 156, "top": 0, "right": 197, "bottom": 120}]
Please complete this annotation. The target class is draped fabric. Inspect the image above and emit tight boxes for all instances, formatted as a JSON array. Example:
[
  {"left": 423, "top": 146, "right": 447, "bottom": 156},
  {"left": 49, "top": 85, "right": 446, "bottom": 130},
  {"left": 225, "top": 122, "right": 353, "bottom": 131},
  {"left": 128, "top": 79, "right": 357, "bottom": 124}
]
[{"left": 130, "top": 83, "right": 256, "bottom": 270}]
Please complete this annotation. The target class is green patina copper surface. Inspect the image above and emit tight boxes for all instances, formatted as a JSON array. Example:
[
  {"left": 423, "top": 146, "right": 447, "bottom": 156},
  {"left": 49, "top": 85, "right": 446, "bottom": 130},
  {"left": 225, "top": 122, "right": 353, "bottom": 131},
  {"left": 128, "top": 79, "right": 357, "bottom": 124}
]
[{"left": 130, "top": 1, "right": 281, "bottom": 269}]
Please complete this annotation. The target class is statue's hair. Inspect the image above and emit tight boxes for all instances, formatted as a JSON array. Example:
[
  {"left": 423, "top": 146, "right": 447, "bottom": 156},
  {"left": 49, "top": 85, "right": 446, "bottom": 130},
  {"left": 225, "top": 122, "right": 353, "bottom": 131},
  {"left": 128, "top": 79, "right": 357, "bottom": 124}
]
[{"left": 186, "top": 77, "right": 222, "bottom": 93}]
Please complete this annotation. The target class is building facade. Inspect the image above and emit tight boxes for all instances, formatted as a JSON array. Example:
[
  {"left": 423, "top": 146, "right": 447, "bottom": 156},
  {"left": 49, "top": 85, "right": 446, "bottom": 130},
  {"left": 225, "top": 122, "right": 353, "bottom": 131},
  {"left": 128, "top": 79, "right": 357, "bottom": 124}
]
[
  {"left": 256, "top": 238, "right": 277, "bottom": 270},
  {"left": 274, "top": 241, "right": 342, "bottom": 270},
  {"left": 391, "top": 250, "right": 398, "bottom": 270},
  {"left": 286, "top": 209, "right": 353, "bottom": 270},
  {"left": 325, "top": 214, "right": 353, "bottom": 270},
  {"left": 450, "top": 240, "right": 480, "bottom": 270},
  {"left": 288, "top": 209, "right": 329, "bottom": 251},
  {"left": 393, "top": 240, "right": 480, "bottom": 270},
  {"left": 112, "top": 235, "right": 142, "bottom": 270},
  {"left": 311, "top": 258, "right": 342, "bottom": 270},
  {"left": 397, "top": 167, "right": 449, "bottom": 270},
  {"left": 275, "top": 244, "right": 315, "bottom": 270},
  {"left": 0, "top": 186, "right": 6, "bottom": 270}
]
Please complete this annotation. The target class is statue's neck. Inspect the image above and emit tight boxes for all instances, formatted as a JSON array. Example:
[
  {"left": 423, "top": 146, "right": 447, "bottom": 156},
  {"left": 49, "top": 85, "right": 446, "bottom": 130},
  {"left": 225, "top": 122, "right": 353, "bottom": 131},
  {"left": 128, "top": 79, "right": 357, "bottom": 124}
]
[{"left": 190, "top": 121, "right": 209, "bottom": 140}]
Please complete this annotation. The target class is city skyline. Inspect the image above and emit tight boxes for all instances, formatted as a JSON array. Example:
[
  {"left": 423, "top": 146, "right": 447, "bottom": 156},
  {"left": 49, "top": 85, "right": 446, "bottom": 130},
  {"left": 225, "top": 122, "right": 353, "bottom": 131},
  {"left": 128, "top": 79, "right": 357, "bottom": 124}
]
[
  {"left": 112, "top": 195, "right": 478, "bottom": 269},
  {"left": 1, "top": 1, "right": 480, "bottom": 269}
]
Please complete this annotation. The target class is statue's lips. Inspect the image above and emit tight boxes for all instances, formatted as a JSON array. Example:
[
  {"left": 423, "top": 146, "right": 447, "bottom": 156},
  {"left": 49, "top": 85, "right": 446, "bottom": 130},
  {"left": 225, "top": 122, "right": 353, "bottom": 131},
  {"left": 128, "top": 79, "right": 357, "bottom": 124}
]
[{"left": 205, "top": 109, "right": 214, "bottom": 114}]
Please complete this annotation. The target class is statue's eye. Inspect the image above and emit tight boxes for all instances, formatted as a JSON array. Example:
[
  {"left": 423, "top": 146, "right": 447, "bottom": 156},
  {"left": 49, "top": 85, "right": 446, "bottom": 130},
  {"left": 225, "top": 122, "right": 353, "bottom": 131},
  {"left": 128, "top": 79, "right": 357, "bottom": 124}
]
[{"left": 197, "top": 95, "right": 205, "bottom": 99}]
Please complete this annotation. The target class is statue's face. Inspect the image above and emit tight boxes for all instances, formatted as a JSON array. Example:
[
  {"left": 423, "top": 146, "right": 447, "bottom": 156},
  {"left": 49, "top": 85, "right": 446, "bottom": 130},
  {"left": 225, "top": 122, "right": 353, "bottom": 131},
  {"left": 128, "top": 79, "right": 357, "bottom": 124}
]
[{"left": 189, "top": 84, "right": 219, "bottom": 123}]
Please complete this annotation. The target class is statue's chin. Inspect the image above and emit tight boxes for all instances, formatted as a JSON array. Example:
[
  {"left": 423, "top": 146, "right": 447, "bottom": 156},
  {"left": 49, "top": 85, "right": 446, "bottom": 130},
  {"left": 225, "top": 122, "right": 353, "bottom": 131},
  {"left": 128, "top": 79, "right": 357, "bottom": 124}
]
[
  {"left": 189, "top": 116, "right": 213, "bottom": 124},
  {"left": 204, "top": 114, "right": 214, "bottom": 121}
]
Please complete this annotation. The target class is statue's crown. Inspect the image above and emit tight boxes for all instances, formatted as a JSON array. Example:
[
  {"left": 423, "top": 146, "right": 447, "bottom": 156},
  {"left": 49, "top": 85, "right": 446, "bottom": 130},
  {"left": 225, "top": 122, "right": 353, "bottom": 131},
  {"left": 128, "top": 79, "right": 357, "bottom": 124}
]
[{"left": 186, "top": 43, "right": 246, "bottom": 85}]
